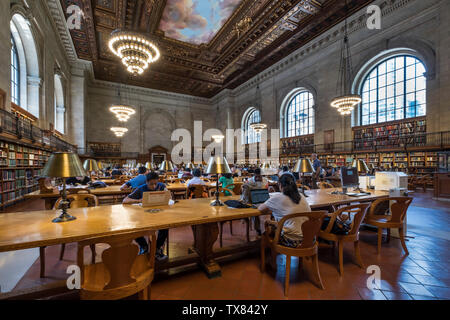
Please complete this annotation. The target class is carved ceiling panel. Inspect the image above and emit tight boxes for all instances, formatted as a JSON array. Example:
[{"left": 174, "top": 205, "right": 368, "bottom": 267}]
[{"left": 60, "top": 0, "right": 375, "bottom": 97}]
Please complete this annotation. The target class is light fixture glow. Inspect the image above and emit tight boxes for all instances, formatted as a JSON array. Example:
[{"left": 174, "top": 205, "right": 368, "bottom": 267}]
[
  {"left": 110, "top": 127, "right": 128, "bottom": 137},
  {"left": 109, "top": 105, "right": 136, "bottom": 122}
]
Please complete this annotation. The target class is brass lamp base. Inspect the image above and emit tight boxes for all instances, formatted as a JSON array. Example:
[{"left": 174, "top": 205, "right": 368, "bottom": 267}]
[
  {"left": 52, "top": 212, "right": 77, "bottom": 223},
  {"left": 210, "top": 199, "right": 224, "bottom": 207}
]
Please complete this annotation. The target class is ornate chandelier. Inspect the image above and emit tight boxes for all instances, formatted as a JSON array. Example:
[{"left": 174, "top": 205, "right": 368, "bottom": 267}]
[
  {"left": 110, "top": 127, "right": 128, "bottom": 137},
  {"left": 108, "top": 30, "right": 160, "bottom": 75},
  {"left": 109, "top": 105, "right": 136, "bottom": 122},
  {"left": 250, "top": 122, "right": 267, "bottom": 134},
  {"left": 330, "top": 0, "right": 361, "bottom": 116}
]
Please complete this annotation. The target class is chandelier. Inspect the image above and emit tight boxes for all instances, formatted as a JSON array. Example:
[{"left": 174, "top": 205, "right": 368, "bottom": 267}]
[
  {"left": 108, "top": 30, "right": 160, "bottom": 75},
  {"left": 250, "top": 122, "right": 267, "bottom": 133},
  {"left": 330, "top": 0, "right": 361, "bottom": 116},
  {"left": 110, "top": 127, "right": 128, "bottom": 137},
  {"left": 109, "top": 105, "right": 136, "bottom": 122}
]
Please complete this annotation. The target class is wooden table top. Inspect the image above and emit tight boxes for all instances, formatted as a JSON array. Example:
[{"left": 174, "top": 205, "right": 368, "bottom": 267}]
[
  {"left": 0, "top": 189, "right": 388, "bottom": 253},
  {"left": 24, "top": 186, "right": 131, "bottom": 199}
]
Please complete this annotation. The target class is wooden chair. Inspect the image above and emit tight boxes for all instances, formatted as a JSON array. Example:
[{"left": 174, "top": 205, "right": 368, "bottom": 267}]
[
  {"left": 261, "top": 211, "right": 327, "bottom": 296},
  {"left": 365, "top": 197, "right": 413, "bottom": 255},
  {"left": 67, "top": 188, "right": 91, "bottom": 194},
  {"left": 39, "top": 194, "right": 99, "bottom": 278},
  {"left": 78, "top": 231, "right": 157, "bottom": 300},
  {"left": 319, "top": 203, "right": 370, "bottom": 276},
  {"left": 297, "top": 184, "right": 311, "bottom": 191},
  {"left": 318, "top": 182, "right": 334, "bottom": 189},
  {"left": 232, "top": 182, "right": 243, "bottom": 195},
  {"left": 187, "top": 184, "right": 209, "bottom": 199}
]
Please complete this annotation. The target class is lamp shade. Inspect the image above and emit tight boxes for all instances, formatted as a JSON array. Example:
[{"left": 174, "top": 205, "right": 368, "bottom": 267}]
[
  {"left": 261, "top": 162, "right": 271, "bottom": 169},
  {"left": 293, "top": 158, "right": 315, "bottom": 173},
  {"left": 97, "top": 161, "right": 103, "bottom": 170},
  {"left": 185, "top": 163, "right": 195, "bottom": 169},
  {"left": 42, "top": 152, "right": 86, "bottom": 178},
  {"left": 206, "top": 156, "right": 231, "bottom": 175},
  {"left": 159, "top": 160, "right": 174, "bottom": 171},
  {"left": 145, "top": 162, "right": 153, "bottom": 170},
  {"left": 83, "top": 159, "right": 99, "bottom": 172},
  {"left": 352, "top": 159, "right": 369, "bottom": 174}
]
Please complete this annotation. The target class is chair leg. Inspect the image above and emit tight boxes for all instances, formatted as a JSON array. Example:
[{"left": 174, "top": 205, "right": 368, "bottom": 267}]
[
  {"left": 245, "top": 219, "right": 250, "bottom": 242},
  {"left": 260, "top": 239, "right": 266, "bottom": 273},
  {"left": 338, "top": 240, "right": 344, "bottom": 276},
  {"left": 270, "top": 248, "right": 277, "bottom": 271},
  {"left": 311, "top": 253, "right": 325, "bottom": 290},
  {"left": 59, "top": 244, "right": 66, "bottom": 261},
  {"left": 147, "top": 285, "right": 152, "bottom": 300},
  {"left": 386, "top": 228, "right": 391, "bottom": 243},
  {"left": 166, "top": 231, "right": 169, "bottom": 257},
  {"left": 219, "top": 222, "right": 224, "bottom": 248},
  {"left": 138, "top": 287, "right": 148, "bottom": 300},
  {"left": 354, "top": 240, "right": 365, "bottom": 269},
  {"left": 229, "top": 221, "right": 233, "bottom": 235},
  {"left": 39, "top": 246, "right": 46, "bottom": 278},
  {"left": 377, "top": 228, "right": 383, "bottom": 254},
  {"left": 285, "top": 255, "right": 291, "bottom": 297},
  {"left": 90, "top": 244, "right": 96, "bottom": 264},
  {"left": 399, "top": 227, "right": 409, "bottom": 255}
]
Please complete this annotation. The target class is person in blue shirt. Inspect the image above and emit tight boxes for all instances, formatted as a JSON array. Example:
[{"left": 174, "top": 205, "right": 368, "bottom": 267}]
[
  {"left": 120, "top": 166, "right": 148, "bottom": 191},
  {"left": 122, "top": 172, "right": 169, "bottom": 261},
  {"left": 311, "top": 153, "right": 321, "bottom": 189}
]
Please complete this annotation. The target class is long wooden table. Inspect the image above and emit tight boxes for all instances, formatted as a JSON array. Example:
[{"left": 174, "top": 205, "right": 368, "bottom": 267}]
[
  {"left": 24, "top": 186, "right": 132, "bottom": 209},
  {"left": 1, "top": 188, "right": 388, "bottom": 279}
]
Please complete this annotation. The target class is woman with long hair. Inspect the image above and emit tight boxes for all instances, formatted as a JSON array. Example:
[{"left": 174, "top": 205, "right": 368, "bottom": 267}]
[{"left": 258, "top": 173, "right": 311, "bottom": 248}]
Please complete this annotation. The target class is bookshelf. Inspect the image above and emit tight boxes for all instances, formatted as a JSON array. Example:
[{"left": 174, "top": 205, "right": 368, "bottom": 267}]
[
  {"left": 280, "top": 135, "right": 314, "bottom": 156},
  {"left": 0, "top": 141, "right": 49, "bottom": 209}
]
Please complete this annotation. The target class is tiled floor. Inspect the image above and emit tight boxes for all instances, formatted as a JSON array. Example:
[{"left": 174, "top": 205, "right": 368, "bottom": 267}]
[{"left": 2, "top": 191, "right": 450, "bottom": 300}]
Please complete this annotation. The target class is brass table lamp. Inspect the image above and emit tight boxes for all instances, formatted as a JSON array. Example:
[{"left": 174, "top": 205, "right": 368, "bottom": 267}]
[
  {"left": 42, "top": 152, "right": 86, "bottom": 223},
  {"left": 185, "top": 163, "right": 195, "bottom": 170},
  {"left": 206, "top": 156, "right": 231, "bottom": 206},
  {"left": 145, "top": 162, "right": 155, "bottom": 170},
  {"left": 352, "top": 159, "right": 369, "bottom": 192},
  {"left": 293, "top": 158, "right": 315, "bottom": 197},
  {"left": 83, "top": 159, "right": 99, "bottom": 178},
  {"left": 159, "top": 160, "right": 174, "bottom": 172}
]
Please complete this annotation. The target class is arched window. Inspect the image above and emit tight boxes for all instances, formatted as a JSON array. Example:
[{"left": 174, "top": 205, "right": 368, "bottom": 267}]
[
  {"left": 285, "top": 91, "right": 314, "bottom": 137},
  {"left": 10, "top": 34, "right": 20, "bottom": 105},
  {"left": 360, "top": 55, "right": 426, "bottom": 126},
  {"left": 243, "top": 108, "right": 261, "bottom": 144},
  {"left": 54, "top": 74, "right": 65, "bottom": 133}
]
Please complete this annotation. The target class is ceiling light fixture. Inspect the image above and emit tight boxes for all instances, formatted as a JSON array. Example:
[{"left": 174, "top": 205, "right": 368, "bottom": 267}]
[
  {"left": 110, "top": 127, "right": 128, "bottom": 137},
  {"left": 249, "top": 83, "right": 268, "bottom": 134},
  {"left": 330, "top": 0, "right": 361, "bottom": 116},
  {"left": 108, "top": 30, "right": 160, "bottom": 75},
  {"left": 109, "top": 105, "right": 136, "bottom": 122}
]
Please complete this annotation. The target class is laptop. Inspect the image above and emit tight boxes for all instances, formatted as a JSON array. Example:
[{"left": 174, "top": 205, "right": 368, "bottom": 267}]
[
  {"left": 142, "top": 191, "right": 171, "bottom": 207},
  {"left": 249, "top": 189, "right": 270, "bottom": 205}
]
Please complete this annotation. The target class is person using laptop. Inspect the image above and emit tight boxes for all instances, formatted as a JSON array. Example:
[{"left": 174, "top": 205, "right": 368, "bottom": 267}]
[
  {"left": 247, "top": 168, "right": 269, "bottom": 189},
  {"left": 257, "top": 174, "right": 311, "bottom": 248},
  {"left": 122, "top": 172, "right": 169, "bottom": 261},
  {"left": 186, "top": 168, "right": 206, "bottom": 188},
  {"left": 120, "top": 166, "right": 148, "bottom": 191}
]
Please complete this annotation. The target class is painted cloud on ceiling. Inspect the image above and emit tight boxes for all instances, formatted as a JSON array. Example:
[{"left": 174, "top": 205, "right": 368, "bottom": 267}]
[{"left": 160, "top": 0, "right": 242, "bottom": 44}]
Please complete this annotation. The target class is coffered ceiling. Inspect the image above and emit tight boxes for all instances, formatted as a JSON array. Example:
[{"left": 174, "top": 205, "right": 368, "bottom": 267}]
[{"left": 60, "top": 0, "right": 375, "bottom": 98}]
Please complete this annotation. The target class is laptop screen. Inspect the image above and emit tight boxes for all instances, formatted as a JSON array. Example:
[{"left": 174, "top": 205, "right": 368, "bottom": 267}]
[{"left": 250, "top": 189, "right": 270, "bottom": 205}]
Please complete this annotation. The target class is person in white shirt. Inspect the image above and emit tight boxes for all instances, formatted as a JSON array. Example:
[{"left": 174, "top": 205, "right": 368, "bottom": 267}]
[
  {"left": 248, "top": 168, "right": 269, "bottom": 189},
  {"left": 186, "top": 168, "right": 206, "bottom": 188},
  {"left": 258, "top": 173, "right": 311, "bottom": 248}
]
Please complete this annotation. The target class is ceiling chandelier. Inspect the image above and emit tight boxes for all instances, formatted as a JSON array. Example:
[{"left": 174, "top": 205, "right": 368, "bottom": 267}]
[
  {"left": 109, "top": 105, "right": 135, "bottom": 122},
  {"left": 108, "top": 29, "right": 160, "bottom": 75},
  {"left": 110, "top": 127, "right": 128, "bottom": 137},
  {"left": 330, "top": 0, "right": 361, "bottom": 116},
  {"left": 249, "top": 83, "right": 268, "bottom": 134}
]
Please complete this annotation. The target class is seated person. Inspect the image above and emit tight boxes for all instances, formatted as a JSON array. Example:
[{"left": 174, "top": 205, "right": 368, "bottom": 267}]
[
  {"left": 247, "top": 168, "right": 269, "bottom": 189},
  {"left": 111, "top": 166, "right": 122, "bottom": 178},
  {"left": 187, "top": 168, "right": 206, "bottom": 188},
  {"left": 219, "top": 173, "right": 234, "bottom": 196},
  {"left": 278, "top": 165, "right": 296, "bottom": 181},
  {"left": 177, "top": 169, "right": 184, "bottom": 179},
  {"left": 104, "top": 167, "right": 112, "bottom": 177},
  {"left": 66, "top": 176, "right": 91, "bottom": 185},
  {"left": 181, "top": 168, "right": 193, "bottom": 180},
  {"left": 120, "top": 166, "right": 148, "bottom": 191},
  {"left": 257, "top": 174, "right": 311, "bottom": 248},
  {"left": 122, "top": 172, "right": 169, "bottom": 261}
]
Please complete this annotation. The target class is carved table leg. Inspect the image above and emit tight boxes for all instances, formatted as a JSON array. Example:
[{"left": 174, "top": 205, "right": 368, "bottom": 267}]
[{"left": 191, "top": 223, "right": 221, "bottom": 278}]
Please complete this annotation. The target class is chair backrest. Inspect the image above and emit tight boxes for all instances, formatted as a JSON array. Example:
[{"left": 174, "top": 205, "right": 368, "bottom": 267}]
[
  {"left": 323, "top": 203, "right": 370, "bottom": 236},
  {"left": 274, "top": 211, "right": 327, "bottom": 249},
  {"left": 318, "top": 182, "right": 334, "bottom": 189},
  {"left": 233, "top": 183, "right": 243, "bottom": 195},
  {"left": 67, "top": 188, "right": 91, "bottom": 195},
  {"left": 298, "top": 184, "right": 311, "bottom": 190},
  {"left": 77, "top": 231, "right": 157, "bottom": 297},
  {"left": 188, "top": 184, "right": 208, "bottom": 199},
  {"left": 54, "top": 194, "right": 98, "bottom": 209},
  {"left": 369, "top": 197, "right": 412, "bottom": 223}
]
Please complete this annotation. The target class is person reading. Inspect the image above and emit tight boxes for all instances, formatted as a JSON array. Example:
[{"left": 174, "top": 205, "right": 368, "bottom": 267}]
[
  {"left": 219, "top": 173, "right": 234, "bottom": 196},
  {"left": 122, "top": 172, "right": 169, "bottom": 261},
  {"left": 186, "top": 168, "right": 206, "bottom": 188},
  {"left": 120, "top": 166, "right": 148, "bottom": 191}
]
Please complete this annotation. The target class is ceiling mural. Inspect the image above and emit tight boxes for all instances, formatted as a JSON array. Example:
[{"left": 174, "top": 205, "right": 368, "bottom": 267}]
[
  {"left": 59, "top": 0, "right": 376, "bottom": 98},
  {"left": 160, "top": 0, "right": 243, "bottom": 45}
]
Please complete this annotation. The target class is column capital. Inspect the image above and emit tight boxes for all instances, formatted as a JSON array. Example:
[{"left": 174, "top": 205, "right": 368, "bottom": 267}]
[{"left": 27, "top": 76, "right": 42, "bottom": 87}]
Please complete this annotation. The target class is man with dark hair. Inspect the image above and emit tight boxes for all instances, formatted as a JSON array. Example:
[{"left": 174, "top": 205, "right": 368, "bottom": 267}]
[
  {"left": 111, "top": 165, "right": 122, "bottom": 178},
  {"left": 181, "top": 168, "right": 193, "bottom": 180},
  {"left": 186, "top": 168, "right": 205, "bottom": 188},
  {"left": 122, "top": 172, "right": 169, "bottom": 261},
  {"left": 248, "top": 168, "right": 269, "bottom": 189},
  {"left": 120, "top": 166, "right": 148, "bottom": 190},
  {"left": 278, "top": 165, "right": 296, "bottom": 181}
]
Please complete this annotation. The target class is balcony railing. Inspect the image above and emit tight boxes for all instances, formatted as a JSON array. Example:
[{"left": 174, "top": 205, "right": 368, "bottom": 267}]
[{"left": 0, "top": 108, "right": 76, "bottom": 152}]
